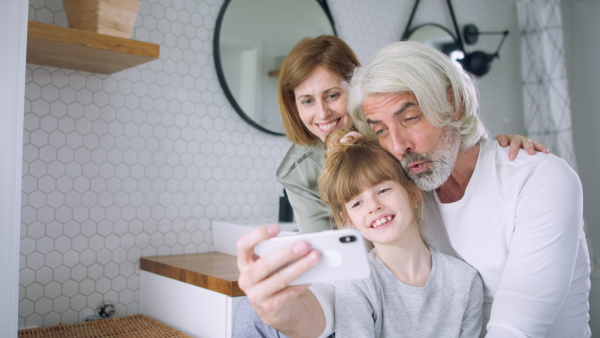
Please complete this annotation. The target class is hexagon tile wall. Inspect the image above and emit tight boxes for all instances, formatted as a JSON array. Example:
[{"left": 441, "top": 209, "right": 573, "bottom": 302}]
[
  {"left": 21, "top": 0, "right": 523, "bottom": 330},
  {"left": 21, "top": 0, "right": 291, "bottom": 328}
]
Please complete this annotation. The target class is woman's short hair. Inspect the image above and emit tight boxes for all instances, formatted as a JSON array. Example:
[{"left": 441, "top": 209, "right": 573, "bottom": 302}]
[
  {"left": 348, "top": 41, "right": 488, "bottom": 150},
  {"left": 278, "top": 35, "right": 360, "bottom": 146},
  {"left": 318, "top": 128, "right": 423, "bottom": 229}
]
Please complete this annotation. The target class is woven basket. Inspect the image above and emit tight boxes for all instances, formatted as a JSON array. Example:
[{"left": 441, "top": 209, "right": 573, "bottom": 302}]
[
  {"left": 18, "top": 314, "right": 190, "bottom": 338},
  {"left": 63, "top": 0, "right": 140, "bottom": 38}
]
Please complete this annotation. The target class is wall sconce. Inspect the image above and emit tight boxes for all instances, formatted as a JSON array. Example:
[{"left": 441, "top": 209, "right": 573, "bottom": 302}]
[
  {"left": 461, "top": 24, "right": 509, "bottom": 77},
  {"left": 402, "top": 0, "right": 510, "bottom": 78}
]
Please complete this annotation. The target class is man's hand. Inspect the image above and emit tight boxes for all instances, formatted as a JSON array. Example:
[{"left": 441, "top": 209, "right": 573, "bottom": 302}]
[
  {"left": 237, "top": 225, "right": 325, "bottom": 337},
  {"left": 495, "top": 134, "right": 550, "bottom": 161}
]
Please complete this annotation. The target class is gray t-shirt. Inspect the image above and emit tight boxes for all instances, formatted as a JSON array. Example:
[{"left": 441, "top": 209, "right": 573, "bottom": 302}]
[{"left": 335, "top": 248, "right": 483, "bottom": 337}]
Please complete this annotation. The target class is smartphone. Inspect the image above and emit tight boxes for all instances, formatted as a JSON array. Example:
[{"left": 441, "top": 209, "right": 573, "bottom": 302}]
[{"left": 255, "top": 228, "right": 371, "bottom": 285}]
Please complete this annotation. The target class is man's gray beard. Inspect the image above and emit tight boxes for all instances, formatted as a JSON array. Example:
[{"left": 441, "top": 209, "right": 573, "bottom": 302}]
[{"left": 401, "top": 126, "right": 462, "bottom": 191}]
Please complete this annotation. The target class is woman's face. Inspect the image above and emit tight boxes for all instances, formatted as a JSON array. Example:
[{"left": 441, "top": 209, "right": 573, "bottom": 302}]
[{"left": 294, "top": 65, "right": 353, "bottom": 142}]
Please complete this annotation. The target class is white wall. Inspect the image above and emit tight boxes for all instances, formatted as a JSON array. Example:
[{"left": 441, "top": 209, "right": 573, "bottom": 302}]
[
  {"left": 1, "top": 0, "right": 28, "bottom": 336},
  {"left": 562, "top": 0, "right": 600, "bottom": 330}
]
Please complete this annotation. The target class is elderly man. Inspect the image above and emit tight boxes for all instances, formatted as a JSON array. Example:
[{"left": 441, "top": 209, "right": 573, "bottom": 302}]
[{"left": 234, "top": 41, "right": 591, "bottom": 338}]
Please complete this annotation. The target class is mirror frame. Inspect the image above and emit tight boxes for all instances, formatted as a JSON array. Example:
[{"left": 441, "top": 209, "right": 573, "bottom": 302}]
[
  {"left": 213, "top": 0, "right": 338, "bottom": 136},
  {"left": 403, "top": 22, "right": 460, "bottom": 49},
  {"left": 401, "top": 0, "right": 465, "bottom": 52}
]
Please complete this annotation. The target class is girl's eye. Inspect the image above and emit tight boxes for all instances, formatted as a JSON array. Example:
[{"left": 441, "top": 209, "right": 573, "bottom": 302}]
[
  {"left": 351, "top": 201, "right": 362, "bottom": 208},
  {"left": 379, "top": 188, "right": 390, "bottom": 194}
]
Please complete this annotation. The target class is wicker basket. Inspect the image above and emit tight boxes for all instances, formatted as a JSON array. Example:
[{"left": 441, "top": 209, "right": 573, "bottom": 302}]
[
  {"left": 18, "top": 314, "right": 191, "bottom": 338},
  {"left": 63, "top": 0, "right": 140, "bottom": 38}
]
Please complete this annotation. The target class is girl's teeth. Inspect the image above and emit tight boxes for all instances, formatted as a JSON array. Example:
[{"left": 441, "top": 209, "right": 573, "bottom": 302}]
[{"left": 372, "top": 216, "right": 392, "bottom": 228}]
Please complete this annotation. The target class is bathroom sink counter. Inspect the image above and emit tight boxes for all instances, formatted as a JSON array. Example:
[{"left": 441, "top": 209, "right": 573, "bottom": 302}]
[
  {"left": 139, "top": 252, "right": 245, "bottom": 337},
  {"left": 140, "top": 252, "right": 243, "bottom": 297}
]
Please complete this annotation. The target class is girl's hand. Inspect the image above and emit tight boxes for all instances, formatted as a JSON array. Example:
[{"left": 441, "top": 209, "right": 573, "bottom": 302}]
[{"left": 495, "top": 134, "right": 550, "bottom": 161}]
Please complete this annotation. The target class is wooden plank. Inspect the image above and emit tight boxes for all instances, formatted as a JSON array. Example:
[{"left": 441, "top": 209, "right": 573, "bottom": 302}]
[
  {"left": 26, "top": 21, "right": 160, "bottom": 74},
  {"left": 140, "top": 252, "right": 244, "bottom": 297}
]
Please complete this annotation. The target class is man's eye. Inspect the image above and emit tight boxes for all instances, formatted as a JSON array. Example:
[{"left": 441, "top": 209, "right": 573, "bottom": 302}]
[
  {"left": 405, "top": 115, "right": 420, "bottom": 123},
  {"left": 375, "top": 129, "right": 386, "bottom": 136}
]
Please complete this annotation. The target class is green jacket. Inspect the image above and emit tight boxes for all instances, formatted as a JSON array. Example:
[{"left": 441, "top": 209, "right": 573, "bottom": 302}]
[{"left": 276, "top": 141, "right": 335, "bottom": 233}]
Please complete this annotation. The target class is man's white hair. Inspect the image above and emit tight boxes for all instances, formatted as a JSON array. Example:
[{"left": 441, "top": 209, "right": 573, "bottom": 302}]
[{"left": 348, "top": 41, "right": 488, "bottom": 150}]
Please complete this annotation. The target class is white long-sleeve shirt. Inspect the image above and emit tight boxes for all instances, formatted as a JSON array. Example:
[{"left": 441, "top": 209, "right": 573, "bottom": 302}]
[{"left": 314, "top": 138, "right": 591, "bottom": 337}]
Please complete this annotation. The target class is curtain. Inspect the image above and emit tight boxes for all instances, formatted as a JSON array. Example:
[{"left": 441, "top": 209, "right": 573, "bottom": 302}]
[
  {"left": 517, "top": 0, "right": 577, "bottom": 170},
  {"left": 518, "top": 0, "right": 599, "bottom": 276}
]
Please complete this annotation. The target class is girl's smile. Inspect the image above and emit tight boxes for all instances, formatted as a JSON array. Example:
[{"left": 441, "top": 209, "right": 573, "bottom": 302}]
[{"left": 345, "top": 180, "right": 417, "bottom": 245}]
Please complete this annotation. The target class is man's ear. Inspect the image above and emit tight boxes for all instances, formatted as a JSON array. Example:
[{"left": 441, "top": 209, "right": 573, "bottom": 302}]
[{"left": 447, "top": 86, "right": 463, "bottom": 120}]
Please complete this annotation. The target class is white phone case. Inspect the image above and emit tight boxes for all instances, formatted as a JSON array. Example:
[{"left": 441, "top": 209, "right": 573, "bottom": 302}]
[{"left": 255, "top": 229, "right": 371, "bottom": 285}]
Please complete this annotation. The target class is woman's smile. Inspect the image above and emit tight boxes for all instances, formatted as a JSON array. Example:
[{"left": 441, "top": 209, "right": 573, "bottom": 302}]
[{"left": 317, "top": 118, "right": 341, "bottom": 133}]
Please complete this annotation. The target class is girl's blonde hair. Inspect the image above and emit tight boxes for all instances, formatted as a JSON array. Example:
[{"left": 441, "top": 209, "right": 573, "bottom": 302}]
[{"left": 318, "top": 128, "right": 423, "bottom": 229}]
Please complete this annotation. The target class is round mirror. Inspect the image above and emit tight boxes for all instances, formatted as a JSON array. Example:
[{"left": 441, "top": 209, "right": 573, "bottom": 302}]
[
  {"left": 405, "top": 23, "right": 465, "bottom": 68},
  {"left": 214, "top": 0, "right": 336, "bottom": 135}
]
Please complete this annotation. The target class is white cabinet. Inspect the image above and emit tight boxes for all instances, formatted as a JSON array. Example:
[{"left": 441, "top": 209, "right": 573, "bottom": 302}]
[{"left": 139, "top": 253, "right": 245, "bottom": 338}]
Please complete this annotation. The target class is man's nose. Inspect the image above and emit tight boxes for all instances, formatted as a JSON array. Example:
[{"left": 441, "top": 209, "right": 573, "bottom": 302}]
[{"left": 389, "top": 128, "right": 411, "bottom": 159}]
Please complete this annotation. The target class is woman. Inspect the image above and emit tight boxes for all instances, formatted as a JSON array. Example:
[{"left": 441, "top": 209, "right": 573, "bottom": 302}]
[
  {"left": 275, "top": 35, "right": 547, "bottom": 233},
  {"left": 276, "top": 35, "right": 357, "bottom": 233}
]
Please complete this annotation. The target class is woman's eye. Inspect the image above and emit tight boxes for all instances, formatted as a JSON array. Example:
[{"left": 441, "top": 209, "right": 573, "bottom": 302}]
[
  {"left": 301, "top": 98, "right": 313, "bottom": 105},
  {"left": 327, "top": 93, "right": 340, "bottom": 100}
]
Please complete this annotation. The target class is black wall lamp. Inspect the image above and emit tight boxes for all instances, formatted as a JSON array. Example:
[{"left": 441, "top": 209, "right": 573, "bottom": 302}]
[
  {"left": 461, "top": 24, "right": 509, "bottom": 77},
  {"left": 402, "top": 0, "right": 510, "bottom": 77}
]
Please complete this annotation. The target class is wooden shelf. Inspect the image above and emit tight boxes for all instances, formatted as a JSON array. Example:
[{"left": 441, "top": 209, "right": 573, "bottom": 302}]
[
  {"left": 140, "top": 252, "right": 244, "bottom": 297},
  {"left": 26, "top": 21, "right": 160, "bottom": 74}
]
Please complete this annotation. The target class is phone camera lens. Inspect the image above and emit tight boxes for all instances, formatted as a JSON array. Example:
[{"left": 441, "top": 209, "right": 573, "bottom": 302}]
[{"left": 339, "top": 235, "right": 356, "bottom": 243}]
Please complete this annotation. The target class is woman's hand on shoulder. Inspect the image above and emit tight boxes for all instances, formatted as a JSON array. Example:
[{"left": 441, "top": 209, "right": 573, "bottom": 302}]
[{"left": 495, "top": 134, "right": 550, "bottom": 161}]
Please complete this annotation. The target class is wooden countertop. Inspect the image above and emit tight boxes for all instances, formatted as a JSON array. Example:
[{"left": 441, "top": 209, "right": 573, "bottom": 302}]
[{"left": 140, "top": 252, "right": 244, "bottom": 297}]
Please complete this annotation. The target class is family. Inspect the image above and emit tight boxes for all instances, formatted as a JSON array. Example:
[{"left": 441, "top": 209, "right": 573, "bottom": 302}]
[{"left": 232, "top": 36, "right": 591, "bottom": 337}]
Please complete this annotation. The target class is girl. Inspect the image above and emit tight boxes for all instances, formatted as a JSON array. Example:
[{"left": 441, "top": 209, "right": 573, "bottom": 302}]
[{"left": 318, "top": 128, "right": 483, "bottom": 337}]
